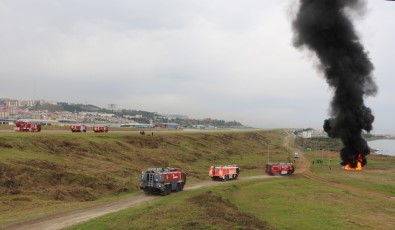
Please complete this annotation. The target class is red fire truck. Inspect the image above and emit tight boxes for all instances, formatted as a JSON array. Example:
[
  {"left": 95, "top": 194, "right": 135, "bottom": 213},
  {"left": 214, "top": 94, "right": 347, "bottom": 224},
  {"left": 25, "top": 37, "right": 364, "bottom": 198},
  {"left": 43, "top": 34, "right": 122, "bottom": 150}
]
[
  {"left": 93, "top": 125, "right": 108, "bottom": 133},
  {"left": 70, "top": 124, "right": 87, "bottom": 132},
  {"left": 140, "top": 167, "right": 187, "bottom": 196},
  {"left": 14, "top": 120, "right": 42, "bottom": 132},
  {"left": 265, "top": 163, "right": 295, "bottom": 176},
  {"left": 209, "top": 165, "right": 240, "bottom": 181}
]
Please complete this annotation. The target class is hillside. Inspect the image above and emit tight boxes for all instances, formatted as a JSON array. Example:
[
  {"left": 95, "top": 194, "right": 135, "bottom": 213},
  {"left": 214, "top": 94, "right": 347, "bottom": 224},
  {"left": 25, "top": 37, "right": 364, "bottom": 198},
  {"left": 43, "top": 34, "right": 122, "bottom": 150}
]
[
  {"left": 0, "top": 98, "right": 245, "bottom": 128},
  {"left": 2, "top": 130, "right": 395, "bottom": 229},
  {"left": 0, "top": 129, "right": 291, "bottom": 226}
]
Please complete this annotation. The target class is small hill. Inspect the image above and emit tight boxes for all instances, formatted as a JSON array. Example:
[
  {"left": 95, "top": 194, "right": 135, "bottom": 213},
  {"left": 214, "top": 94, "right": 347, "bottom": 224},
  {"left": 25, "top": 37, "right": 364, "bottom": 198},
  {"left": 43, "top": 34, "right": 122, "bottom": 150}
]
[{"left": 0, "top": 129, "right": 292, "bottom": 225}]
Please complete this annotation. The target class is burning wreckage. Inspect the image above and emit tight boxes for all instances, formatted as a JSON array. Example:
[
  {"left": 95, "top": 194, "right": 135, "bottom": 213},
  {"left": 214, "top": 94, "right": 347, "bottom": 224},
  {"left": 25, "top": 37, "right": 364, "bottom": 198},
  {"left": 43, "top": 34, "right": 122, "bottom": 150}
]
[{"left": 293, "top": 0, "right": 378, "bottom": 170}]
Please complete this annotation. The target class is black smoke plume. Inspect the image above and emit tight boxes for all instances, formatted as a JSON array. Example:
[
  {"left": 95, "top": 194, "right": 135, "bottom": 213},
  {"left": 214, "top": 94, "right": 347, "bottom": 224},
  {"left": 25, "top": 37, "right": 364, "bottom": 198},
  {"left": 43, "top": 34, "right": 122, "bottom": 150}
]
[{"left": 292, "top": 0, "right": 378, "bottom": 167}]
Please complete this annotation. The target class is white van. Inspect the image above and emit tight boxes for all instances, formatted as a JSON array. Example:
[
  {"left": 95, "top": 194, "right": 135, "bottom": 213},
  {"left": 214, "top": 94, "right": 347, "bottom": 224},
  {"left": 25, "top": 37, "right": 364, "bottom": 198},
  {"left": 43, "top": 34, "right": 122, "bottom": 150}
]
[{"left": 294, "top": 153, "right": 300, "bottom": 158}]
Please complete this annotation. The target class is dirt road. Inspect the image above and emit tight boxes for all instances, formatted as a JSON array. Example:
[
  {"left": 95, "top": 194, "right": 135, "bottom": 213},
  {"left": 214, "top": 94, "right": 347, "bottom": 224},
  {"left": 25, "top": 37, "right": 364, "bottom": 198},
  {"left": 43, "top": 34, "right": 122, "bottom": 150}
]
[{"left": 5, "top": 175, "right": 273, "bottom": 230}]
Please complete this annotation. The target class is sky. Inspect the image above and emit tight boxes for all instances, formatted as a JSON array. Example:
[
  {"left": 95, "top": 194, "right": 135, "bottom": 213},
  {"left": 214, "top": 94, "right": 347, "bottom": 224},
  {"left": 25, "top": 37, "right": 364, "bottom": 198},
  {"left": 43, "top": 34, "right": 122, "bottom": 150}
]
[{"left": 0, "top": 0, "right": 394, "bottom": 134}]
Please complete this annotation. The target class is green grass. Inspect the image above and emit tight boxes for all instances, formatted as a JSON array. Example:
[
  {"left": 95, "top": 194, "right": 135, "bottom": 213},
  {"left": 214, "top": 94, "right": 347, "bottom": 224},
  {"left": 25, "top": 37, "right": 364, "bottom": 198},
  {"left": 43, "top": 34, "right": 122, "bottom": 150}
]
[
  {"left": 3, "top": 130, "right": 395, "bottom": 229},
  {"left": 68, "top": 178, "right": 395, "bottom": 230},
  {"left": 303, "top": 150, "right": 395, "bottom": 196},
  {"left": 68, "top": 184, "right": 274, "bottom": 230},
  {"left": 0, "top": 129, "right": 292, "bottom": 226},
  {"left": 232, "top": 178, "right": 395, "bottom": 229}
]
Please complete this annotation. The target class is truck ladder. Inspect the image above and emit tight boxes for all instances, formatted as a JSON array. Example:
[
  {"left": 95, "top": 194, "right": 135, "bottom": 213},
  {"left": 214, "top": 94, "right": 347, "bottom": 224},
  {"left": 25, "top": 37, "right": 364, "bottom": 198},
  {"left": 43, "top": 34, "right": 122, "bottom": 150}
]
[{"left": 147, "top": 173, "right": 154, "bottom": 187}]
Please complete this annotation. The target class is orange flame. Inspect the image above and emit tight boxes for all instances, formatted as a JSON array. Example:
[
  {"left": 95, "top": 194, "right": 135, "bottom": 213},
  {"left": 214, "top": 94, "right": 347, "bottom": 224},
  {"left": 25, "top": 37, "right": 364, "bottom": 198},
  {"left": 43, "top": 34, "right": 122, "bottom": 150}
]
[{"left": 344, "top": 153, "right": 363, "bottom": 170}]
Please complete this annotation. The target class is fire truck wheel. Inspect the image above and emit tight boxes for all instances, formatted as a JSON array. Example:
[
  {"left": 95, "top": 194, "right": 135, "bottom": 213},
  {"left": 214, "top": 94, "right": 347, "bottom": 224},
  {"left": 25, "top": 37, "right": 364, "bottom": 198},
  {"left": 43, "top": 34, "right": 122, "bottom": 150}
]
[
  {"left": 166, "top": 186, "right": 171, "bottom": 195},
  {"left": 178, "top": 184, "right": 184, "bottom": 191},
  {"left": 234, "top": 174, "right": 238, "bottom": 180},
  {"left": 224, "top": 175, "right": 229, "bottom": 181}
]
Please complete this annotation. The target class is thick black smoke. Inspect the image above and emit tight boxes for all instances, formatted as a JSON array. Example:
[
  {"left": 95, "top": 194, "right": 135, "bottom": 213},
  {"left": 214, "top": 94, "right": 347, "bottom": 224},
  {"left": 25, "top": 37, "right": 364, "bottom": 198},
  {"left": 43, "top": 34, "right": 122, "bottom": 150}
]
[{"left": 292, "top": 0, "right": 377, "bottom": 167}]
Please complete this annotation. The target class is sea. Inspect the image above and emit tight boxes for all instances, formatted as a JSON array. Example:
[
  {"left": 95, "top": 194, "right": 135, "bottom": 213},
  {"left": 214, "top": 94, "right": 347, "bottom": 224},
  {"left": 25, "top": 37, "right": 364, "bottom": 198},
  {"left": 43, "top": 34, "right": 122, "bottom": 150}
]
[{"left": 368, "top": 139, "right": 395, "bottom": 156}]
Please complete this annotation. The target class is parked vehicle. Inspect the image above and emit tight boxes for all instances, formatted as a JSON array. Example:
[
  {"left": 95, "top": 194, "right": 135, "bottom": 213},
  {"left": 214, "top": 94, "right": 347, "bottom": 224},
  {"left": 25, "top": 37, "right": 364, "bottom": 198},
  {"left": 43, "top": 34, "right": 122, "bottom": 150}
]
[
  {"left": 294, "top": 152, "right": 300, "bottom": 158},
  {"left": 70, "top": 124, "right": 87, "bottom": 132},
  {"left": 93, "top": 125, "right": 108, "bottom": 133},
  {"left": 14, "top": 120, "right": 41, "bottom": 132},
  {"left": 209, "top": 165, "right": 240, "bottom": 181},
  {"left": 265, "top": 163, "right": 295, "bottom": 176},
  {"left": 139, "top": 167, "right": 187, "bottom": 196}
]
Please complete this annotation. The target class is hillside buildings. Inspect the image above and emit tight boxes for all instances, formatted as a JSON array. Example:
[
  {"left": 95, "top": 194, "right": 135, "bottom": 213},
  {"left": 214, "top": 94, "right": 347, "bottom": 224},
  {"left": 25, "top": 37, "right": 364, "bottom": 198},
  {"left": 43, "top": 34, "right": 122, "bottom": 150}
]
[{"left": 0, "top": 98, "right": 243, "bottom": 129}]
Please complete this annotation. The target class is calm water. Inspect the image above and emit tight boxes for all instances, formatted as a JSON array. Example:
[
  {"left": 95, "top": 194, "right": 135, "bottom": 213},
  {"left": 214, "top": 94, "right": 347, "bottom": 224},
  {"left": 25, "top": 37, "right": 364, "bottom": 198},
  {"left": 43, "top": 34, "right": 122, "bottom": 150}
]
[{"left": 368, "top": 139, "right": 395, "bottom": 156}]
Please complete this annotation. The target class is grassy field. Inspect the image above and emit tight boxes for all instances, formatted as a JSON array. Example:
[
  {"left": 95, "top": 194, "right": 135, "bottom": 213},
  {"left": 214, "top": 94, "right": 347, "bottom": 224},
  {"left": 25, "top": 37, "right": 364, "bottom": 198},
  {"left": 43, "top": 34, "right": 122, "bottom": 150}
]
[
  {"left": 68, "top": 177, "right": 395, "bottom": 230},
  {"left": 304, "top": 150, "right": 395, "bottom": 196},
  {"left": 67, "top": 138, "right": 395, "bottom": 230},
  {"left": 0, "top": 129, "right": 291, "bottom": 226},
  {"left": 1, "top": 129, "right": 395, "bottom": 229}
]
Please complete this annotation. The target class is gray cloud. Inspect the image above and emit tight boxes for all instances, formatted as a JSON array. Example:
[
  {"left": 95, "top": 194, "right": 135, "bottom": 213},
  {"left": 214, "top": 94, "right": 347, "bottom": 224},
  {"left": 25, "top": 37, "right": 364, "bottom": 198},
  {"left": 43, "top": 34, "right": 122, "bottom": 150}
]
[{"left": 0, "top": 0, "right": 394, "bottom": 133}]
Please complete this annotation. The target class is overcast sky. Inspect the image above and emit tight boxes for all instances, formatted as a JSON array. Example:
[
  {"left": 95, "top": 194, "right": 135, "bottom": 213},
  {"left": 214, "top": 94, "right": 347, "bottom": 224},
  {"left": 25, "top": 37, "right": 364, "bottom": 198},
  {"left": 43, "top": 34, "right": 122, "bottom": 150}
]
[{"left": 0, "top": 0, "right": 394, "bottom": 134}]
